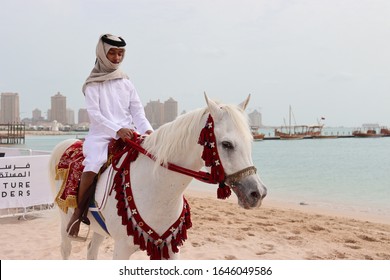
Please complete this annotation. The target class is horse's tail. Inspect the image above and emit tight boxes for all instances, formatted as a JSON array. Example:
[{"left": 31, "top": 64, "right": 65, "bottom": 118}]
[{"left": 48, "top": 138, "right": 80, "bottom": 198}]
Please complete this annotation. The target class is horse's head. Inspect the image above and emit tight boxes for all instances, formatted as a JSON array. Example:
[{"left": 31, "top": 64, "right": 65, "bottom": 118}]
[{"left": 204, "top": 93, "right": 267, "bottom": 209}]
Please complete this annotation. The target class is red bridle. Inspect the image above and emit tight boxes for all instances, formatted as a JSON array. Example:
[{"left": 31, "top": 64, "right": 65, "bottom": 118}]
[{"left": 113, "top": 114, "right": 257, "bottom": 199}]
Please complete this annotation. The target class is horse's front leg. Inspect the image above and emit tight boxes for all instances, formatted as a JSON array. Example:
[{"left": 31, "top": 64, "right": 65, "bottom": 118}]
[
  {"left": 113, "top": 238, "right": 139, "bottom": 260},
  {"left": 87, "top": 232, "right": 105, "bottom": 259}
]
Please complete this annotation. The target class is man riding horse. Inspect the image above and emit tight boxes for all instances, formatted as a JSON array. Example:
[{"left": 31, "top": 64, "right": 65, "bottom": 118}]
[{"left": 66, "top": 34, "right": 153, "bottom": 240}]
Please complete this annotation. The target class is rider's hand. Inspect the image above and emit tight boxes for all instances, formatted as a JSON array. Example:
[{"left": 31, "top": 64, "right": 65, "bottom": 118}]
[{"left": 117, "top": 128, "right": 134, "bottom": 141}]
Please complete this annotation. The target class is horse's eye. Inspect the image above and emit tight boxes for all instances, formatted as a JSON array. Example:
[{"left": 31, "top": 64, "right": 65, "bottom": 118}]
[{"left": 222, "top": 141, "right": 234, "bottom": 150}]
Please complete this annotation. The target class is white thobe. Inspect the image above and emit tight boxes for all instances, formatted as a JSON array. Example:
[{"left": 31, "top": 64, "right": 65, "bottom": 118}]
[{"left": 82, "top": 78, "right": 153, "bottom": 173}]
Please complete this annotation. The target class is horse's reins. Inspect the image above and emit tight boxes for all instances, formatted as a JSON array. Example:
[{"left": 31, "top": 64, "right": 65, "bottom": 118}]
[
  {"left": 113, "top": 114, "right": 257, "bottom": 199},
  {"left": 122, "top": 137, "right": 219, "bottom": 184}
]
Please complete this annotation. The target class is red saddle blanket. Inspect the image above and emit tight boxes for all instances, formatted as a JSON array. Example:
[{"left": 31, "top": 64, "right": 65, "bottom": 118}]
[{"left": 55, "top": 139, "right": 127, "bottom": 213}]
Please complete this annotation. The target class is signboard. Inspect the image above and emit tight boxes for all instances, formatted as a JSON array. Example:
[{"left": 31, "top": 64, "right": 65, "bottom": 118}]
[{"left": 0, "top": 155, "right": 54, "bottom": 209}]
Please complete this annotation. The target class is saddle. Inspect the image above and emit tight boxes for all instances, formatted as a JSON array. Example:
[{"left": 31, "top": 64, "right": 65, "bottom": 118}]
[{"left": 55, "top": 138, "right": 127, "bottom": 214}]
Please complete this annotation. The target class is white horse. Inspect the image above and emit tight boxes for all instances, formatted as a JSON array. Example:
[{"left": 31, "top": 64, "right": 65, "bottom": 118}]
[{"left": 49, "top": 94, "right": 267, "bottom": 260}]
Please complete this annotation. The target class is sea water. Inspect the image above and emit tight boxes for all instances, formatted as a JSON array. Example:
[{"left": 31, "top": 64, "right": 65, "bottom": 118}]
[
  {"left": 253, "top": 137, "right": 390, "bottom": 220},
  {"left": 9, "top": 133, "right": 390, "bottom": 221}
]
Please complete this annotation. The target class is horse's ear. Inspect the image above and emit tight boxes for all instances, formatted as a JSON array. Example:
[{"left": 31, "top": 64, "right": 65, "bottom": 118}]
[
  {"left": 239, "top": 94, "right": 251, "bottom": 110},
  {"left": 204, "top": 92, "right": 223, "bottom": 119}
]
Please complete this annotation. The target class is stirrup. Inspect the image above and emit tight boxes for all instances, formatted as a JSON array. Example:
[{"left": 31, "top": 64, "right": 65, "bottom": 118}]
[{"left": 67, "top": 219, "right": 90, "bottom": 242}]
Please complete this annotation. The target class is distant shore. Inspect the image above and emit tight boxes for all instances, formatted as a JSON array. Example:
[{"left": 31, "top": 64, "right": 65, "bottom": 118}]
[{"left": 24, "top": 131, "right": 86, "bottom": 136}]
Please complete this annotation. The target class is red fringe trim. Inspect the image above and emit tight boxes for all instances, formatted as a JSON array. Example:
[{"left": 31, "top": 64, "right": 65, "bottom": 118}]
[
  {"left": 139, "top": 233, "right": 146, "bottom": 251},
  {"left": 171, "top": 237, "right": 179, "bottom": 253},
  {"left": 185, "top": 212, "right": 192, "bottom": 228},
  {"left": 112, "top": 136, "right": 193, "bottom": 260},
  {"left": 181, "top": 224, "right": 187, "bottom": 240},
  {"left": 198, "top": 114, "right": 230, "bottom": 199},
  {"left": 176, "top": 232, "right": 183, "bottom": 246},
  {"left": 152, "top": 245, "right": 161, "bottom": 260},
  {"left": 217, "top": 183, "right": 231, "bottom": 199},
  {"left": 126, "top": 222, "right": 134, "bottom": 236},
  {"left": 147, "top": 240, "right": 153, "bottom": 256},
  {"left": 133, "top": 228, "right": 140, "bottom": 245},
  {"left": 162, "top": 243, "right": 170, "bottom": 259}
]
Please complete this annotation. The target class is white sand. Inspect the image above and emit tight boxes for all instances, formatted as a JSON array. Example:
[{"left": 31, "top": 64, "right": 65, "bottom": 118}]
[{"left": 1, "top": 185, "right": 389, "bottom": 260}]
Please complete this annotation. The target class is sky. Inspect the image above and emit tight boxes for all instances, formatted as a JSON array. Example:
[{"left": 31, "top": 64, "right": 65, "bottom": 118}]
[{"left": 0, "top": 0, "right": 389, "bottom": 127}]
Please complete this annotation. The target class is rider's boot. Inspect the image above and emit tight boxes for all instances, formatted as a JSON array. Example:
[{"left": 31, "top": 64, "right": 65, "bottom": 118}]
[{"left": 66, "top": 171, "right": 96, "bottom": 240}]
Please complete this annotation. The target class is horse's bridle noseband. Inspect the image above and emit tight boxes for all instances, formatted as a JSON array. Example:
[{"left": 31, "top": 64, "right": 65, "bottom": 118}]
[{"left": 224, "top": 166, "right": 257, "bottom": 186}]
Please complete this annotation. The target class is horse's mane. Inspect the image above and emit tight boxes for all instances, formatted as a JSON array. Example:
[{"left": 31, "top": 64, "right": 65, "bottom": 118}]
[{"left": 141, "top": 102, "right": 252, "bottom": 168}]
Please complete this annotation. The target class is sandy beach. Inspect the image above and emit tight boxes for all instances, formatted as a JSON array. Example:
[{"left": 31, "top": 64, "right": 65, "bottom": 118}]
[{"left": 0, "top": 186, "right": 389, "bottom": 260}]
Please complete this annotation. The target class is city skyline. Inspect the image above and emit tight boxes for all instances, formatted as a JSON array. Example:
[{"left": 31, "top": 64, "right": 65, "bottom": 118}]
[
  {"left": 1, "top": 91, "right": 265, "bottom": 130},
  {"left": 0, "top": 91, "right": 184, "bottom": 127},
  {"left": 1, "top": 1, "right": 389, "bottom": 128}
]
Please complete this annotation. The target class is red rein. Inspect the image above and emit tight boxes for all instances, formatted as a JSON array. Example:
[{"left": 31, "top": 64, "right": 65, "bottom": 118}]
[{"left": 116, "top": 114, "right": 232, "bottom": 199}]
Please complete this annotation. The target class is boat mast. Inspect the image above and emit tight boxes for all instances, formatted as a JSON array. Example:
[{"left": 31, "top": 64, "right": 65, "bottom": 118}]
[{"left": 288, "top": 105, "right": 292, "bottom": 135}]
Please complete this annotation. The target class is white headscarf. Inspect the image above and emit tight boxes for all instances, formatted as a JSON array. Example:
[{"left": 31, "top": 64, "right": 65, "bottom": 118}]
[{"left": 82, "top": 34, "right": 129, "bottom": 95}]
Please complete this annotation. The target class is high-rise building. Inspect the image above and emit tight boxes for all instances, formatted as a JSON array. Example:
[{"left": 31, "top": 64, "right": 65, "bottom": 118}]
[
  {"left": 163, "top": 97, "right": 178, "bottom": 123},
  {"left": 145, "top": 99, "right": 164, "bottom": 129},
  {"left": 248, "top": 109, "right": 263, "bottom": 128},
  {"left": 50, "top": 92, "right": 67, "bottom": 124},
  {"left": 47, "top": 109, "right": 51, "bottom": 121},
  {"left": 32, "top": 108, "right": 44, "bottom": 124},
  {"left": 32, "top": 108, "right": 42, "bottom": 120},
  {"left": 67, "top": 109, "right": 75, "bottom": 125},
  {"left": 0, "top": 92, "right": 20, "bottom": 123},
  {"left": 78, "top": 108, "right": 89, "bottom": 124},
  {"left": 145, "top": 97, "right": 179, "bottom": 129}
]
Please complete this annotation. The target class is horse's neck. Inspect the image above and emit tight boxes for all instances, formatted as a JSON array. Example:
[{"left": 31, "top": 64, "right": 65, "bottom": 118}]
[
  {"left": 132, "top": 146, "right": 203, "bottom": 199},
  {"left": 104, "top": 112, "right": 207, "bottom": 232},
  {"left": 119, "top": 154, "right": 197, "bottom": 233},
  {"left": 133, "top": 122, "right": 206, "bottom": 228}
]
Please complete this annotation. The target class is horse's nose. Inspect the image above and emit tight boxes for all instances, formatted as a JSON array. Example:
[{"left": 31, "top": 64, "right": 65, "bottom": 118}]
[
  {"left": 250, "top": 188, "right": 266, "bottom": 201},
  {"left": 252, "top": 191, "right": 267, "bottom": 199},
  {"left": 250, "top": 191, "right": 260, "bottom": 200},
  {"left": 258, "top": 186, "right": 267, "bottom": 200},
  {"left": 261, "top": 188, "right": 267, "bottom": 199}
]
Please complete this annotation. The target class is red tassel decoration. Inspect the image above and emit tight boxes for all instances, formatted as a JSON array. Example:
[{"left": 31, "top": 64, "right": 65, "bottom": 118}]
[
  {"left": 152, "top": 245, "right": 161, "bottom": 260},
  {"left": 146, "top": 240, "right": 153, "bottom": 256},
  {"left": 121, "top": 213, "right": 128, "bottom": 225},
  {"left": 150, "top": 245, "right": 157, "bottom": 260},
  {"left": 139, "top": 233, "right": 146, "bottom": 251},
  {"left": 116, "top": 200, "right": 125, "bottom": 210},
  {"left": 185, "top": 212, "right": 192, "bottom": 229},
  {"left": 162, "top": 243, "right": 170, "bottom": 259},
  {"left": 176, "top": 232, "right": 183, "bottom": 246},
  {"left": 115, "top": 191, "right": 124, "bottom": 200},
  {"left": 117, "top": 208, "right": 125, "bottom": 217},
  {"left": 181, "top": 224, "right": 187, "bottom": 240},
  {"left": 171, "top": 237, "right": 179, "bottom": 253},
  {"left": 133, "top": 228, "right": 140, "bottom": 245},
  {"left": 126, "top": 222, "right": 134, "bottom": 236},
  {"left": 217, "top": 183, "right": 231, "bottom": 199},
  {"left": 218, "top": 170, "right": 225, "bottom": 182},
  {"left": 204, "top": 149, "right": 214, "bottom": 166},
  {"left": 198, "top": 126, "right": 208, "bottom": 145},
  {"left": 223, "top": 184, "right": 232, "bottom": 198}
]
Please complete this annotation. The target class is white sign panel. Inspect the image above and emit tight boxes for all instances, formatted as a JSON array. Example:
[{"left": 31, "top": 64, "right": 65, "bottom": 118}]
[{"left": 0, "top": 155, "right": 54, "bottom": 209}]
